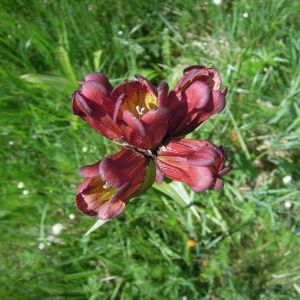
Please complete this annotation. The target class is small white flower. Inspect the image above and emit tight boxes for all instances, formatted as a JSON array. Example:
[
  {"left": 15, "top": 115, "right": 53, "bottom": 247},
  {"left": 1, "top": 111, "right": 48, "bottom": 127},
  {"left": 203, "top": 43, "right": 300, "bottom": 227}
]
[
  {"left": 282, "top": 175, "right": 292, "bottom": 184},
  {"left": 22, "top": 190, "right": 29, "bottom": 195},
  {"left": 284, "top": 201, "right": 292, "bottom": 209},
  {"left": 118, "top": 30, "right": 123, "bottom": 36},
  {"left": 82, "top": 146, "right": 88, "bottom": 153},
  {"left": 243, "top": 12, "right": 249, "bottom": 18},
  {"left": 52, "top": 223, "right": 64, "bottom": 235},
  {"left": 69, "top": 213, "right": 76, "bottom": 220},
  {"left": 8, "top": 140, "right": 14, "bottom": 145},
  {"left": 17, "top": 182, "right": 24, "bottom": 189},
  {"left": 212, "top": 0, "right": 222, "bottom": 5},
  {"left": 38, "top": 242, "right": 45, "bottom": 250}
]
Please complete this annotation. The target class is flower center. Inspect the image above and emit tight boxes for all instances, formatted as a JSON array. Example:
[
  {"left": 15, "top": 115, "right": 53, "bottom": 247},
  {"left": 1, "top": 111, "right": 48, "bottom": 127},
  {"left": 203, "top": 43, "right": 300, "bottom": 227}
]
[
  {"left": 120, "top": 88, "right": 158, "bottom": 119},
  {"left": 103, "top": 182, "right": 110, "bottom": 189},
  {"left": 136, "top": 105, "right": 145, "bottom": 115}
]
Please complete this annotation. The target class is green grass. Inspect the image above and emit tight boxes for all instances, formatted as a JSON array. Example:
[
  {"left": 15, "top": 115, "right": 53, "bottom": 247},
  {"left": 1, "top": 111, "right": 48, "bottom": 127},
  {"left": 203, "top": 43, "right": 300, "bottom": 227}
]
[{"left": 1, "top": 0, "right": 300, "bottom": 299}]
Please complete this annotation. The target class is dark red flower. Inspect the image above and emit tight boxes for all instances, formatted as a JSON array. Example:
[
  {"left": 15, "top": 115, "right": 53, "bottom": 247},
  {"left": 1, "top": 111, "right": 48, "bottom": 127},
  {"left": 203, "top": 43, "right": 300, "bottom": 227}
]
[
  {"left": 72, "top": 67, "right": 231, "bottom": 221},
  {"left": 76, "top": 148, "right": 148, "bottom": 220},
  {"left": 72, "top": 73, "right": 169, "bottom": 150},
  {"left": 156, "top": 138, "right": 232, "bottom": 192},
  {"left": 161, "top": 65, "right": 228, "bottom": 136}
]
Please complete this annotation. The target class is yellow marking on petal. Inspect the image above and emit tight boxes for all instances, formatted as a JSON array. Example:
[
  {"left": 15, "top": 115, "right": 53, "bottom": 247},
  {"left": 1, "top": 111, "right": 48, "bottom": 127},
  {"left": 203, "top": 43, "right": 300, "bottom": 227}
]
[
  {"left": 84, "top": 178, "right": 117, "bottom": 210},
  {"left": 144, "top": 93, "right": 157, "bottom": 110},
  {"left": 121, "top": 90, "right": 158, "bottom": 119}
]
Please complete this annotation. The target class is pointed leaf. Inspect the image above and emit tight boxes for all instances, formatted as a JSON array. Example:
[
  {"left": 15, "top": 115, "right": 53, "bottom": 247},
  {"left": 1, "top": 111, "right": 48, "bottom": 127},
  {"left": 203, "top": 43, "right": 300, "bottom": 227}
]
[{"left": 84, "top": 219, "right": 109, "bottom": 236}]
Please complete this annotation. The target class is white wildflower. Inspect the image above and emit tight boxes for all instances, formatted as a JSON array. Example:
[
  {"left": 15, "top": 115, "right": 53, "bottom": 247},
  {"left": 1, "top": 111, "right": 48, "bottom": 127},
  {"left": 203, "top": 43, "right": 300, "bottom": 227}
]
[
  {"left": 22, "top": 190, "right": 29, "bottom": 195},
  {"left": 284, "top": 201, "right": 292, "bottom": 209},
  {"left": 17, "top": 182, "right": 24, "bottom": 189},
  {"left": 243, "top": 12, "right": 249, "bottom": 18},
  {"left": 282, "top": 175, "right": 292, "bottom": 185},
  {"left": 82, "top": 146, "right": 88, "bottom": 153},
  {"left": 52, "top": 223, "right": 64, "bottom": 235},
  {"left": 69, "top": 214, "right": 76, "bottom": 220},
  {"left": 212, "top": 0, "right": 222, "bottom": 5},
  {"left": 38, "top": 242, "right": 45, "bottom": 250}
]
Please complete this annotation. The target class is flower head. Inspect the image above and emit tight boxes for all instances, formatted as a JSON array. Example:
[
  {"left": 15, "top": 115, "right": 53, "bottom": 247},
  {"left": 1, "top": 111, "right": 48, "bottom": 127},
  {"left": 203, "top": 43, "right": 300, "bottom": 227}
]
[
  {"left": 72, "top": 73, "right": 169, "bottom": 150},
  {"left": 157, "top": 138, "right": 232, "bottom": 192},
  {"left": 72, "top": 66, "right": 231, "bottom": 221},
  {"left": 76, "top": 148, "right": 149, "bottom": 220},
  {"left": 164, "top": 65, "right": 227, "bottom": 137}
]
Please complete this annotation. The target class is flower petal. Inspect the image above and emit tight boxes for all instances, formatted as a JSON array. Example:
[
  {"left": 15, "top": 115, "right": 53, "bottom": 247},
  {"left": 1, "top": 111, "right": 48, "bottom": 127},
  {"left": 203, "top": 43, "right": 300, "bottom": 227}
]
[
  {"left": 172, "top": 90, "right": 226, "bottom": 136},
  {"left": 208, "top": 68, "right": 222, "bottom": 91},
  {"left": 213, "top": 179, "right": 224, "bottom": 191},
  {"left": 72, "top": 91, "right": 122, "bottom": 140},
  {"left": 158, "top": 81, "right": 169, "bottom": 107},
  {"left": 98, "top": 199, "right": 126, "bottom": 220},
  {"left": 84, "top": 72, "right": 113, "bottom": 91},
  {"left": 157, "top": 138, "right": 231, "bottom": 192},
  {"left": 76, "top": 193, "right": 98, "bottom": 216},
  {"left": 167, "top": 65, "right": 227, "bottom": 136},
  {"left": 135, "top": 74, "right": 158, "bottom": 96},
  {"left": 183, "top": 81, "right": 211, "bottom": 110},
  {"left": 79, "top": 161, "right": 100, "bottom": 177},
  {"left": 123, "top": 110, "right": 146, "bottom": 137},
  {"left": 140, "top": 108, "right": 169, "bottom": 149},
  {"left": 99, "top": 148, "right": 147, "bottom": 188},
  {"left": 173, "top": 66, "right": 209, "bottom": 93}
]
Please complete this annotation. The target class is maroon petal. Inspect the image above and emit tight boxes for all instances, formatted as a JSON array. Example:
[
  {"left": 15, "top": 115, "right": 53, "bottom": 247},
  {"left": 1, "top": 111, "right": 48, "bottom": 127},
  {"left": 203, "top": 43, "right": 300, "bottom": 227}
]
[
  {"left": 72, "top": 91, "right": 122, "bottom": 140},
  {"left": 208, "top": 68, "right": 222, "bottom": 91},
  {"left": 140, "top": 108, "right": 169, "bottom": 149},
  {"left": 213, "top": 179, "right": 224, "bottom": 191},
  {"left": 113, "top": 94, "right": 125, "bottom": 123},
  {"left": 76, "top": 177, "right": 93, "bottom": 195},
  {"left": 98, "top": 199, "right": 126, "bottom": 220},
  {"left": 183, "top": 81, "right": 211, "bottom": 110},
  {"left": 158, "top": 81, "right": 169, "bottom": 108},
  {"left": 79, "top": 161, "right": 100, "bottom": 177},
  {"left": 183, "top": 65, "right": 206, "bottom": 74},
  {"left": 135, "top": 74, "right": 158, "bottom": 96},
  {"left": 173, "top": 90, "right": 226, "bottom": 136},
  {"left": 218, "top": 166, "right": 232, "bottom": 177},
  {"left": 76, "top": 193, "right": 98, "bottom": 216},
  {"left": 81, "top": 81, "right": 109, "bottom": 101},
  {"left": 173, "top": 66, "right": 209, "bottom": 93},
  {"left": 84, "top": 72, "right": 113, "bottom": 91},
  {"left": 123, "top": 110, "right": 146, "bottom": 137},
  {"left": 99, "top": 148, "right": 147, "bottom": 188},
  {"left": 188, "top": 167, "right": 215, "bottom": 192}
]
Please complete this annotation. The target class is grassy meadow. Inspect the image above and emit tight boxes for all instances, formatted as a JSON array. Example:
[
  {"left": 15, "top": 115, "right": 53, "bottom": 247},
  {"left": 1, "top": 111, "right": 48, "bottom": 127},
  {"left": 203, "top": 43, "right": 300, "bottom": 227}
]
[{"left": 1, "top": 0, "right": 300, "bottom": 299}]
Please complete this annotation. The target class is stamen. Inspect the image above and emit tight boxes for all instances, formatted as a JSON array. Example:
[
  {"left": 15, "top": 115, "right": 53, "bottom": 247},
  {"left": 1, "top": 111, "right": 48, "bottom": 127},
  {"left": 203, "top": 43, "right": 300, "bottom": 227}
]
[
  {"left": 103, "top": 182, "right": 110, "bottom": 189},
  {"left": 160, "top": 145, "right": 167, "bottom": 151},
  {"left": 136, "top": 105, "right": 145, "bottom": 115}
]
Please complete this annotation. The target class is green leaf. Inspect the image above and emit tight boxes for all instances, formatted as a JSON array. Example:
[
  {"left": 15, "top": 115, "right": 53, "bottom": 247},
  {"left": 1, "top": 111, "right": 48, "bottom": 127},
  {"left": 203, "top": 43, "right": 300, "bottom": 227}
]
[
  {"left": 84, "top": 219, "right": 109, "bottom": 236},
  {"left": 20, "top": 73, "right": 75, "bottom": 93},
  {"left": 153, "top": 181, "right": 201, "bottom": 221},
  {"left": 132, "top": 159, "right": 156, "bottom": 197}
]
